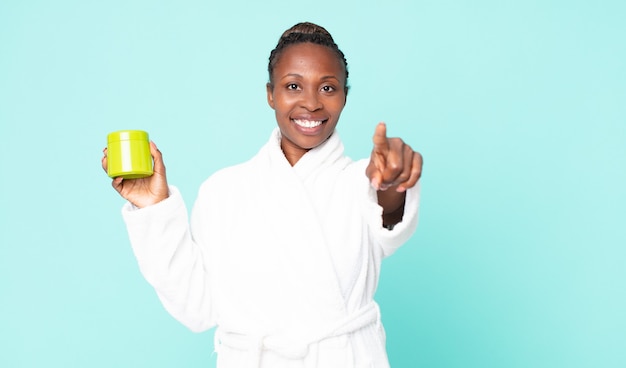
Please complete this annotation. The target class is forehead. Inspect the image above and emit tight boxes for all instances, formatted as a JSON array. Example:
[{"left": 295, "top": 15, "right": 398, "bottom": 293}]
[{"left": 274, "top": 43, "right": 345, "bottom": 77}]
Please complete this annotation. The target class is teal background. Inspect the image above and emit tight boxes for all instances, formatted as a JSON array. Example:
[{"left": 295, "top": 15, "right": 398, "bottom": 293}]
[{"left": 1, "top": 0, "right": 624, "bottom": 367}]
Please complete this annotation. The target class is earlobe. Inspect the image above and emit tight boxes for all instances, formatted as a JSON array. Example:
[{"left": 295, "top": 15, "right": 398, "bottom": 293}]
[{"left": 266, "top": 83, "right": 275, "bottom": 109}]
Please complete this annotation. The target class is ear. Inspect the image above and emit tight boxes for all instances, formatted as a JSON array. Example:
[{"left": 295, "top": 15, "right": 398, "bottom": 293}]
[{"left": 266, "top": 83, "right": 275, "bottom": 109}]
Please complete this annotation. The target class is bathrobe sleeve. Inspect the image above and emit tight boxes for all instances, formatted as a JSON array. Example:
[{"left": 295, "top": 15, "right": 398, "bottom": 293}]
[{"left": 122, "top": 186, "right": 216, "bottom": 332}]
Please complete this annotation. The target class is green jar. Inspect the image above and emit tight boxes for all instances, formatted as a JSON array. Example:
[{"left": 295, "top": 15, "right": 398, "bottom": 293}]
[{"left": 106, "top": 130, "right": 153, "bottom": 179}]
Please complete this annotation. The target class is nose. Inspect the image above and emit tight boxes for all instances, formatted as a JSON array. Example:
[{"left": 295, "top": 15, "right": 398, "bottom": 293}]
[{"left": 300, "top": 89, "right": 323, "bottom": 111}]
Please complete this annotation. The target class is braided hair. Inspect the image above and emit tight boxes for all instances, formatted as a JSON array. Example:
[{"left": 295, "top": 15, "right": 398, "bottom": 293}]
[{"left": 268, "top": 22, "right": 349, "bottom": 94}]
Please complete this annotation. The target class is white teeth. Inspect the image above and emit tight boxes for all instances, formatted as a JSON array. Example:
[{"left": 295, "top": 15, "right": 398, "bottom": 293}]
[{"left": 293, "top": 119, "right": 323, "bottom": 128}]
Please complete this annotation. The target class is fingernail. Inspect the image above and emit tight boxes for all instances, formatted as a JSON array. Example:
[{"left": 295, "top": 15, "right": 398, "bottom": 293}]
[{"left": 371, "top": 179, "right": 380, "bottom": 190}]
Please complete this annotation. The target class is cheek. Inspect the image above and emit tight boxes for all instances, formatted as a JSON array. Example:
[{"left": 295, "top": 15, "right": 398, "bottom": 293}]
[
  {"left": 273, "top": 93, "right": 295, "bottom": 111},
  {"left": 327, "top": 98, "right": 346, "bottom": 114}
]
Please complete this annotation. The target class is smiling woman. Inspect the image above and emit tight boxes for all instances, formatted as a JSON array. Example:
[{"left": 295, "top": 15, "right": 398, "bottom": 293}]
[
  {"left": 102, "top": 21, "right": 422, "bottom": 368},
  {"left": 265, "top": 22, "right": 350, "bottom": 166},
  {"left": 266, "top": 42, "right": 347, "bottom": 165}
]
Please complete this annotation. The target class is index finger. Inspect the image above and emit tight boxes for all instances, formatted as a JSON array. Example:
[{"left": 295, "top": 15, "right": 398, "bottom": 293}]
[{"left": 373, "top": 122, "right": 389, "bottom": 154}]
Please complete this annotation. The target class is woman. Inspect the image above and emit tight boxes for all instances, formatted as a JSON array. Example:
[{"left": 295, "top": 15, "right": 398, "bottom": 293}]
[{"left": 103, "top": 22, "right": 422, "bottom": 368}]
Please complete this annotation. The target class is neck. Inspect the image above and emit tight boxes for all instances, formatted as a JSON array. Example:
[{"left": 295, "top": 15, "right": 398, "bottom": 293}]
[{"left": 280, "top": 141, "right": 308, "bottom": 166}]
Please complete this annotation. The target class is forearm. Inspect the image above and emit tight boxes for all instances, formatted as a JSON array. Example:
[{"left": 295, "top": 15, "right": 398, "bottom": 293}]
[{"left": 377, "top": 189, "right": 406, "bottom": 228}]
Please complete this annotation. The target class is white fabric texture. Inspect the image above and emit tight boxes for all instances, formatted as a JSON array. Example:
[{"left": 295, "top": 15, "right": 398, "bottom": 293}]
[{"left": 122, "top": 128, "right": 420, "bottom": 368}]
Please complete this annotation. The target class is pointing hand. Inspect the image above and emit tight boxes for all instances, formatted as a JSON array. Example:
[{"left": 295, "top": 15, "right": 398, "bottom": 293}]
[{"left": 366, "top": 122, "right": 422, "bottom": 193}]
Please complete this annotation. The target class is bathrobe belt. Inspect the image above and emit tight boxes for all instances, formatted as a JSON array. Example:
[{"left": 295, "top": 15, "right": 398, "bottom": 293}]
[{"left": 214, "top": 302, "right": 381, "bottom": 366}]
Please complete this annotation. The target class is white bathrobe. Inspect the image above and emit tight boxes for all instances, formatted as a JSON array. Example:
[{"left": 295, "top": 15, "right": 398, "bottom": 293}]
[{"left": 122, "top": 128, "right": 420, "bottom": 368}]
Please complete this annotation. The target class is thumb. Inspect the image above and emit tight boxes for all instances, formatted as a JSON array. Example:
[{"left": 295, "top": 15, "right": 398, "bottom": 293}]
[{"left": 369, "top": 167, "right": 385, "bottom": 191}]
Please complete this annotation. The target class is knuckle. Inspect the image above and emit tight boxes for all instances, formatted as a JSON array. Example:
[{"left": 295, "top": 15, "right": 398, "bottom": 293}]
[
  {"left": 388, "top": 137, "right": 402, "bottom": 147},
  {"left": 386, "top": 160, "right": 402, "bottom": 172}
]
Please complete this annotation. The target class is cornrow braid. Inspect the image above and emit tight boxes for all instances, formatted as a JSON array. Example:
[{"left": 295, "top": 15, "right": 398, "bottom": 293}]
[{"left": 268, "top": 22, "right": 349, "bottom": 93}]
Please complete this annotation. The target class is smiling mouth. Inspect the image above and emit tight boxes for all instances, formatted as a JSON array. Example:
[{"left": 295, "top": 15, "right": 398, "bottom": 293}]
[{"left": 292, "top": 119, "right": 325, "bottom": 128}]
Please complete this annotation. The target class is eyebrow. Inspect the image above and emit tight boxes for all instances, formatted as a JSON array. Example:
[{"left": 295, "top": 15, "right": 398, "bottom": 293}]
[{"left": 280, "top": 73, "right": 341, "bottom": 81}]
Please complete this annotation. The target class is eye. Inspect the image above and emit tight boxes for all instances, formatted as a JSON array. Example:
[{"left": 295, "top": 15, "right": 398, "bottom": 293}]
[
  {"left": 321, "top": 85, "right": 336, "bottom": 93},
  {"left": 287, "top": 83, "right": 299, "bottom": 90}
]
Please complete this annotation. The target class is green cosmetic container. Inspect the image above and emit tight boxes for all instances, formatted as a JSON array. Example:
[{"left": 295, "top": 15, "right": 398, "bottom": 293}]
[{"left": 106, "top": 130, "right": 153, "bottom": 179}]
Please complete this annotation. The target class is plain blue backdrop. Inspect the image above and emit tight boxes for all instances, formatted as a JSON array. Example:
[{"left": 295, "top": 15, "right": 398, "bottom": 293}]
[{"left": 1, "top": 1, "right": 625, "bottom": 367}]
